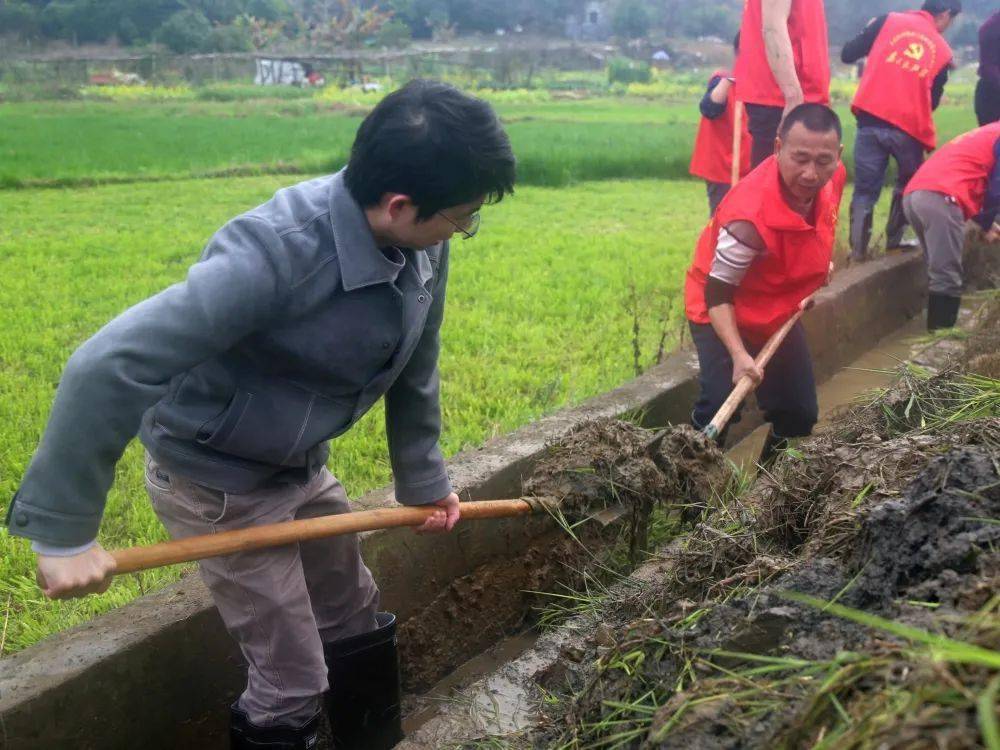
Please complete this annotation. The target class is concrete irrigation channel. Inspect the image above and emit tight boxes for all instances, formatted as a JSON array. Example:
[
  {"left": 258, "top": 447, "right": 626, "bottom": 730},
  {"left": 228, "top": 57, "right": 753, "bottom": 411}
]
[{"left": 0, "top": 250, "right": 970, "bottom": 749}]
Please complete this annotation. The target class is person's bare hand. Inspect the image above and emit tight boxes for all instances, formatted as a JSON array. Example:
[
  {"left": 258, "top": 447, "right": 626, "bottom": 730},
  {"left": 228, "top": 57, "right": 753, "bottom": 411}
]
[
  {"left": 414, "top": 492, "right": 461, "bottom": 533},
  {"left": 824, "top": 262, "right": 834, "bottom": 286},
  {"left": 36, "top": 544, "right": 116, "bottom": 599},
  {"left": 732, "top": 350, "right": 763, "bottom": 386},
  {"left": 781, "top": 90, "right": 805, "bottom": 120},
  {"left": 985, "top": 224, "right": 1000, "bottom": 244}
]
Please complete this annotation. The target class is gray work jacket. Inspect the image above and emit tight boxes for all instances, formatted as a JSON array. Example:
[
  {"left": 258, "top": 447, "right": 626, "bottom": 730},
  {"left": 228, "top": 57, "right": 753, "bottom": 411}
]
[{"left": 6, "top": 170, "right": 453, "bottom": 547}]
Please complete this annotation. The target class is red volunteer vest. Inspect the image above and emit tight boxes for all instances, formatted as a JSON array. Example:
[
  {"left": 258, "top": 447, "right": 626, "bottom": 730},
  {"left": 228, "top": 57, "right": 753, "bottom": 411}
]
[
  {"left": 905, "top": 123, "right": 1000, "bottom": 219},
  {"left": 852, "top": 11, "right": 953, "bottom": 150},
  {"left": 690, "top": 70, "right": 753, "bottom": 184},
  {"left": 734, "top": 0, "right": 831, "bottom": 107},
  {"left": 685, "top": 156, "right": 847, "bottom": 339}
]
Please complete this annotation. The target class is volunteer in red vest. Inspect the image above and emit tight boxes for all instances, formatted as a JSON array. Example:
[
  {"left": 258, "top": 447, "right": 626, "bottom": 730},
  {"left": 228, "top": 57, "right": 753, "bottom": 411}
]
[
  {"left": 685, "top": 104, "right": 846, "bottom": 467},
  {"left": 690, "top": 33, "right": 753, "bottom": 216},
  {"left": 904, "top": 123, "right": 1000, "bottom": 330},
  {"left": 734, "top": 0, "right": 831, "bottom": 169},
  {"left": 842, "top": 1, "right": 959, "bottom": 263}
]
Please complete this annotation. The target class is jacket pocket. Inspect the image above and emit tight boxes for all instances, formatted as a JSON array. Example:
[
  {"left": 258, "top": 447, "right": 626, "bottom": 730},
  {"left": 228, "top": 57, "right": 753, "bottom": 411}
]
[{"left": 198, "top": 383, "right": 353, "bottom": 466}]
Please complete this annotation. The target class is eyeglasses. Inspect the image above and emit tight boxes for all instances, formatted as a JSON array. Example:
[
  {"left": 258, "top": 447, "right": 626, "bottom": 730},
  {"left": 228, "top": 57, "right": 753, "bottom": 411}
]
[{"left": 437, "top": 210, "right": 481, "bottom": 240}]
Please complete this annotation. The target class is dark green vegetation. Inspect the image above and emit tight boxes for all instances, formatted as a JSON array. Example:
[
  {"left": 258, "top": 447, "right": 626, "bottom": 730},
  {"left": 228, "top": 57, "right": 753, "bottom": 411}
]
[
  {"left": 0, "top": 97, "right": 979, "bottom": 188},
  {"left": 0, "top": 0, "right": 994, "bottom": 52}
]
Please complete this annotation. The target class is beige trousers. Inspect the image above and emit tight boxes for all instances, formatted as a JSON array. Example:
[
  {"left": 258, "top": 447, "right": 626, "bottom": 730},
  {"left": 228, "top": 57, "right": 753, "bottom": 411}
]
[{"left": 144, "top": 454, "right": 380, "bottom": 727}]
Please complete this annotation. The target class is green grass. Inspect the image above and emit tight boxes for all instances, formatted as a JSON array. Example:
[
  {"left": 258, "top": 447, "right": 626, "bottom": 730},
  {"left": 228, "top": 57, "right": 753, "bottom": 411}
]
[
  {"left": 0, "top": 175, "right": 706, "bottom": 654},
  {"left": 0, "top": 98, "right": 978, "bottom": 188}
]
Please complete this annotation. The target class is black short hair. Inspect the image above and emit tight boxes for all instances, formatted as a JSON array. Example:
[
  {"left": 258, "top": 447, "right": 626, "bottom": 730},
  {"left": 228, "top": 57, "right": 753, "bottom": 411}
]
[
  {"left": 922, "top": 0, "right": 961, "bottom": 16},
  {"left": 345, "top": 79, "right": 516, "bottom": 219},
  {"left": 778, "top": 103, "right": 843, "bottom": 142}
]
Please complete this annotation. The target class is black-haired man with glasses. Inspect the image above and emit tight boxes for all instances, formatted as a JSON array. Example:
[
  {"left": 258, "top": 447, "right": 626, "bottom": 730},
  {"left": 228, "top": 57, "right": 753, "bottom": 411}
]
[{"left": 7, "top": 79, "right": 515, "bottom": 749}]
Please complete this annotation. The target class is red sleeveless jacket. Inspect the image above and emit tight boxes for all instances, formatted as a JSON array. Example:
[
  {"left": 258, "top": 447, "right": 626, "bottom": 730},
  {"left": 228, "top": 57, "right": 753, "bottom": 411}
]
[
  {"left": 734, "top": 0, "right": 830, "bottom": 107},
  {"left": 905, "top": 123, "right": 1000, "bottom": 219},
  {"left": 852, "top": 11, "right": 953, "bottom": 150},
  {"left": 690, "top": 70, "right": 753, "bottom": 184},
  {"left": 685, "top": 156, "right": 847, "bottom": 339}
]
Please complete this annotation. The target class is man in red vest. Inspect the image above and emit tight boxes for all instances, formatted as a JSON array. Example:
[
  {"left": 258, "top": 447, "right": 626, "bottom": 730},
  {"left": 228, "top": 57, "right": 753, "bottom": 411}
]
[
  {"left": 842, "top": 1, "right": 960, "bottom": 263},
  {"left": 903, "top": 123, "right": 1000, "bottom": 330},
  {"left": 734, "top": 0, "right": 831, "bottom": 169},
  {"left": 685, "top": 104, "right": 846, "bottom": 467},
  {"left": 690, "top": 34, "right": 753, "bottom": 216}
]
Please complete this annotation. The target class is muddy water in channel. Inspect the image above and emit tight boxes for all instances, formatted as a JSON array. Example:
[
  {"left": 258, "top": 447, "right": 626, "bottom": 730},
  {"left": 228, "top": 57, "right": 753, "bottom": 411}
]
[{"left": 728, "top": 314, "right": 928, "bottom": 468}]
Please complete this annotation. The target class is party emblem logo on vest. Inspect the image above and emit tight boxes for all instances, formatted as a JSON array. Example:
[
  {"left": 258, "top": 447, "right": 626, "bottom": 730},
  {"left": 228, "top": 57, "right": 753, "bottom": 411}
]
[{"left": 885, "top": 31, "right": 938, "bottom": 79}]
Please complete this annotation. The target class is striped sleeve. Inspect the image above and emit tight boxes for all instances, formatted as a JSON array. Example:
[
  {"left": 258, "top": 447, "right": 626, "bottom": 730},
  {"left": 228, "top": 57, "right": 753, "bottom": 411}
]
[{"left": 708, "top": 226, "right": 762, "bottom": 286}]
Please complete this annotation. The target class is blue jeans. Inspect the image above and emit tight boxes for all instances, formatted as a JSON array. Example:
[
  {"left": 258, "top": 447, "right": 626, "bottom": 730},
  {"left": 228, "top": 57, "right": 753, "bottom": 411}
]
[
  {"left": 849, "top": 124, "right": 925, "bottom": 258},
  {"left": 689, "top": 321, "right": 818, "bottom": 441}
]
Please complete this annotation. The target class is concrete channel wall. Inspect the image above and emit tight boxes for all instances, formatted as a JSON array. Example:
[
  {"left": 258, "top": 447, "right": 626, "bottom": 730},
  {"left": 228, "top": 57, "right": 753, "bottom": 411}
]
[{"left": 0, "top": 253, "right": 926, "bottom": 749}]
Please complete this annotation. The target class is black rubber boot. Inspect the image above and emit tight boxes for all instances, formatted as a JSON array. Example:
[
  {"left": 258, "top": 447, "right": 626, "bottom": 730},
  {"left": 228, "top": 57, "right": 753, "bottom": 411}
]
[
  {"left": 885, "top": 191, "right": 911, "bottom": 249},
  {"left": 927, "top": 293, "right": 961, "bottom": 332},
  {"left": 757, "top": 428, "right": 789, "bottom": 470},
  {"left": 323, "top": 612, "right": 404, "bottom": 750},
  {"left": 230, "top": 705, "right": 321, "bottom": 750},
  {"left": 849, "top": 204, "right": 874, "bottom": 263}
]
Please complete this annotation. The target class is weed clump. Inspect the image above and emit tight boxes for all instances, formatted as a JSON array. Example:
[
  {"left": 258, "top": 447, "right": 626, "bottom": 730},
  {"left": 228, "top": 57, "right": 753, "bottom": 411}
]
[{"left": 525, "top": 419, "right": 732, "bottom": 561}]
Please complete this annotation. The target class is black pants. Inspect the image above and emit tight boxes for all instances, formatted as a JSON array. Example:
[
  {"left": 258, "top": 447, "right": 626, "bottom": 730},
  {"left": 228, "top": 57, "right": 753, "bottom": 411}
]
[
  {"left": 746, "top": 104, "right": 783, "bottom": 168},
  {"left": 706, "top": 181, "right": 731, "bottom": 217},
  {"left": 976, "top": 78, "right": 1000, "bottom": 126},
  {"left": 689, "top": 321, "right": 818, "bottom": 439}
]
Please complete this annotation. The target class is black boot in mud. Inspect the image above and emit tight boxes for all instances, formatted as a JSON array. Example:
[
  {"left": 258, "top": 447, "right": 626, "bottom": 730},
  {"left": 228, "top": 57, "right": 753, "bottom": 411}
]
[
  {"left": 757, "top": 428, "right": 789, "bottom": 470},
  {"left": 848, "top": 204, "right": 873, "bottom": 263},
  {"left": 323, "top": 612, "right": 404, "bottom": 750},
  {"left": 927, "top": 293, "right": 961, "bottom": 331},
  {"left": 229, "top": 705, "right": 321, "bottom": 750}
]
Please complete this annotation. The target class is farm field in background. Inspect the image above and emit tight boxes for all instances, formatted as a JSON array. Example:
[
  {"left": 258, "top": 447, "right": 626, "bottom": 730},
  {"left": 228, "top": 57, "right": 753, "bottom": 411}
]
[{"left": 0, "top": 93, "right": 978, "bottom": 188}]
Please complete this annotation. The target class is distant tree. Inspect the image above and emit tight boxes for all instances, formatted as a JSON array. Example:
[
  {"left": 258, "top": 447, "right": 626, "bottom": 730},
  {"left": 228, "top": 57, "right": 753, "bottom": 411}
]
[
  {"left": 385, "top": 0, "right": 448, "bottom": 39},
  {"left": 306, "top": 0, "right": 394, "bottom": 48},
  {"left": 679, "top": 4, "right": 739, "bottom": 38},
  {"left": 0, "top": 2, "right": 42, "bottom": 38},
  {"left": 157, "top": 8, "right": 213, "bottom": 52},
  {"left": 613, "top": 0, "right": 651, "bottom": 39},
  {"left": 186, "top": 0, "right": 244, "bottom": 25}
]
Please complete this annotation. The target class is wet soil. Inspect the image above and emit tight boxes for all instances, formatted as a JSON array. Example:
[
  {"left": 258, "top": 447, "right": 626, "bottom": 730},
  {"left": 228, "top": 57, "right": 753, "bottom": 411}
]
[
  {"left": 465, "top": 299, "right": 1000, "bottom": 750},
  {"left": 397, "top": 528, "right": 609, "bottom": 692}
]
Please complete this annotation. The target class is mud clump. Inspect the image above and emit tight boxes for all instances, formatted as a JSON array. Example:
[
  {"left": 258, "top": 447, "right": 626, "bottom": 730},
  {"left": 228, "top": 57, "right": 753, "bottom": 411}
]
[
  {"left": 525, "top": 419, "right": 669, "bottom": 516},
  {"left": 525, "top": 419, "right": 731, "bottom": 557},
  {"left": 851, "top": 444, "right": 1000, "bottom": 607}
]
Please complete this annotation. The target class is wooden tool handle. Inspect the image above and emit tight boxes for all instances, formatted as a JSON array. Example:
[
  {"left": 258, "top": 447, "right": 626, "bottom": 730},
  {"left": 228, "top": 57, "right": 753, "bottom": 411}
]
[
  {"left": 112, "top": 498, "right": 553, "bottom": 575},
  {"left": 731, "top": 99, "right": 744, "bottom": 187},
  {"left": 703, "top": 308, "right": 806, "bottom": 440}
]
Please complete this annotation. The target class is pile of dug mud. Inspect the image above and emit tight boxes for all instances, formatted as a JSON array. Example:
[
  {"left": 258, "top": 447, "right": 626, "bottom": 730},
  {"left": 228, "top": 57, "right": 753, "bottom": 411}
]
[{"left": 454, "top": 298, "right": 1000, "bottom": 750}]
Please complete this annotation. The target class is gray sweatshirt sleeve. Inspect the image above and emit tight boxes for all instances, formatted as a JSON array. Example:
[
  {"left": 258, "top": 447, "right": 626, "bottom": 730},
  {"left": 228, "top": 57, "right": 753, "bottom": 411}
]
[
  {"left": 6, "top": 217, "right": 291, "bottom": 546},
  {"left": 384, "top": 243, "right": 453, "bottom": 505}
]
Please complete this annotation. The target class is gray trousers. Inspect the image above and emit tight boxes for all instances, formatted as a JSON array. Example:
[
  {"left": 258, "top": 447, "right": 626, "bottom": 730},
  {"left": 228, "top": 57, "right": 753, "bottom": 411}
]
[
  {"left": 903, "top": 190, "right": 967, "bottom": 297},
  {"left": 850, "top": 125, "right": 925, "bottom": 258},
  {"left": 706, "top": 181, "right": 731, "bottom": 217},
  {"left": 145, "top": 454, "right": 380, "bottom": 727}
]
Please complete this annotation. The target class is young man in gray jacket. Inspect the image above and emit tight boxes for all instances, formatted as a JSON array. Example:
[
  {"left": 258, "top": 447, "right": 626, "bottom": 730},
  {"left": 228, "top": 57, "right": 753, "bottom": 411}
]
[{"left": 5, "top": 79, "right": 516, "bottom": 749}]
